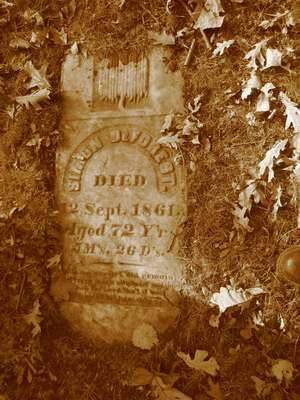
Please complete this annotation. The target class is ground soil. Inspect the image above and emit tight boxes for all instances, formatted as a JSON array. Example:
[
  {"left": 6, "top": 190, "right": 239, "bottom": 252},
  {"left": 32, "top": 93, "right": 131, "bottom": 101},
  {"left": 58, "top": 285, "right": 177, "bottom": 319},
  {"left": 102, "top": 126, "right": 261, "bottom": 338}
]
[{"left": 1, "top": 0, "right": 300, "bottom": 399}]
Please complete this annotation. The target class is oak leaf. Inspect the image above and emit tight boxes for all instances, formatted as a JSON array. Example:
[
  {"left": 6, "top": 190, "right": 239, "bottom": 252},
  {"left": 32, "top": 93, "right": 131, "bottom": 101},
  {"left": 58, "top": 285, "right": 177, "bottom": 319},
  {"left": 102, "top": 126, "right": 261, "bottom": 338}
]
[
  {"left": 212, "top": 39, "right": 234, "bottom": 56},
  {"left": 241, "top": 72, "right": 261, "bottom": 100},
  {"left": 16, "top": 88, "right": 50, "bottom": 109},
  {"left": 244, "top": 39, "right": 268, "bottom": 70},
  {"left": 177, "top": 350, "right": 219, "bottom": 376},
  {"left": 271, "top": 185, "right": 283, "bottom": 221},
  {"left": 210, "top": 285, "right": 264, "bottom": 314},
  {"left": 24, "top": 300, "right": 43, "bottom": 337},
  {"left": 279, "top": 92, "right": 300, "bottom": 133},
  {"left": 256, "top": 82, "right": 275, "bottom": 113},
  {"left": 258, "top": 139, "right": 288, "bottom": 182},
  {"left": 24, "top": 60, "right": 50, "bottom": 90}
]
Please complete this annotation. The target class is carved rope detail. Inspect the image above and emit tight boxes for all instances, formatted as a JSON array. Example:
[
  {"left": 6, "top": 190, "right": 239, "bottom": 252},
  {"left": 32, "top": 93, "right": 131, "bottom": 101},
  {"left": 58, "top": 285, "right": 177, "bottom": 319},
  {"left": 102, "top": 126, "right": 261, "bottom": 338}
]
[{"left": 98, "top": 57, "right": 149, "bottom": 104}]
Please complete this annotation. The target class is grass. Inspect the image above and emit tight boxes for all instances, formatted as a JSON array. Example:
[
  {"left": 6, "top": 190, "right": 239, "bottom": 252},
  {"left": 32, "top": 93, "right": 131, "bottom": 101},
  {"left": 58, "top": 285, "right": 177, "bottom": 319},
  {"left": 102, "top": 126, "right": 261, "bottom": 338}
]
[{"left": 0, "top": 0, "right": 300, "bottom": 399}]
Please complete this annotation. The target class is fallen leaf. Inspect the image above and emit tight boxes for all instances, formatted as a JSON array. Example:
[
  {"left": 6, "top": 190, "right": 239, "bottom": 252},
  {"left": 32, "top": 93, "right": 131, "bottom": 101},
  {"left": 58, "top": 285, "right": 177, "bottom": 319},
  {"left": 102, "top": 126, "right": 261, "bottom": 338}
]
[
  {"left": 148, "top": 30, "right": 175, "bottom": 45},
  {"left": 246, "top": 111, "right": 256, "bottom": 126},
  {"left": 240, "top": 322, "right": 253, "bottom": 339},
  {"left": 176, "top": 27, "right": 190, "bottom": 37},
  {"left": 182, "top": 117, "right": 200, "bottom": 136},
  {"left": 188, "top": 94, "right": 202, "bottom": 113},
  {"left": 206, "top": 377, "right": 223, "bottom": 400},
  {"left": 192, "top": 136, "right": 201, "bottom": 145},
  {"left": 241, "top": 72, "right": 261, "bottom": 100},
  {"left": 238, "top": 179, "right": 265, "bottom": 210},
  {"left": 24, "top": 60, "right": 50, "bottom": 90},
  {"left": 232, "top": 205, "right": 253, "bottom": 233},
  {"left": 262, "top": 48, "right": 282, "bottom": 69},
  {"left": 194, "top": 0, "right": 224, "bottom": 31},
  {"left": 24, "top": 300, "right": 43, "bottom": 337},
  {"left": 271, "top": 359, "right": 295, "bottom": 386},
  {"left": 210, "top": 285, "right": 264, "bottom": 314},
  {"left": 259, "top": 11, "right": 293, "bottom": 31},
  {"left": 157, "top": 133, "right": 183, "bottom": 149},
  {"left": 256, "top": 82, "right": 275, "bottom": 112},
  {"left": 49, "top": 27, "right": 68, "bottom": 45},
  {"left": 161, "top": 113, "right": 174, "bottom": 132},
  {"left": 132, "top": 323, "right": 159, "bottom": 350},
  {"left": 279, "top": 92, "right": 300, "bottom": 133},
  {"left": 26, "top": 134, "right": 43, "bottom": 152},
  {"left": 252, "top": 310, "right": 264, "bottom": 327},
  {"left": 152, "top": 376, "right": 192, "bottom": 400},
  {"left": 177, "top": 350, "right": 219, "bottom": 376},
  {"left": 209, "top": 313, "right": 220, "bottom": 328},
  {"left": 258, "top": 139, "right": 288, "bottom": 182},
  {"left": 47, "top": 254, "right": 61, "bottom": 269},
  {"left": 271, "top": 185, "right": 283, "bottom": 221},
  {"left": 251, "top": 376, "right": 275, "bottom": 398},
  {"left": 244, "top": 39, "right": 268, "bottom": 70},
  {"left": 16, "top": 88, "right": 50, "bottom": 109},
  {"left": 127, "top": 368, "right": 154, "bottom": 386},
  {"left": 9, "top": 37, "right": 30, "bottom": 49},
  {"left": 213, "top": 39, "right": 235, "bottom": 56}
]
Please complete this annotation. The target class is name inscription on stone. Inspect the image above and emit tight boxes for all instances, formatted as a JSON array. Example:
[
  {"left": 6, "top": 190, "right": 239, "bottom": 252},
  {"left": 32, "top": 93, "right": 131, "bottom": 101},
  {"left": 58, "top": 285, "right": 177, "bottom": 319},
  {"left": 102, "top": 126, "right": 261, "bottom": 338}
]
[{"left": 60, "top": 124, "right": 186, "bottom": 307}]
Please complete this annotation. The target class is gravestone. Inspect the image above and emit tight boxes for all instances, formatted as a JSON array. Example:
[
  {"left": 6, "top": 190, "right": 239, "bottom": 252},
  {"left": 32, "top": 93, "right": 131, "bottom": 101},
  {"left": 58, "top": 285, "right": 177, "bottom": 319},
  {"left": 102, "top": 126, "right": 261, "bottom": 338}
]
[{"left": 52, "top": 48, "right": 186, "bottom": 343}]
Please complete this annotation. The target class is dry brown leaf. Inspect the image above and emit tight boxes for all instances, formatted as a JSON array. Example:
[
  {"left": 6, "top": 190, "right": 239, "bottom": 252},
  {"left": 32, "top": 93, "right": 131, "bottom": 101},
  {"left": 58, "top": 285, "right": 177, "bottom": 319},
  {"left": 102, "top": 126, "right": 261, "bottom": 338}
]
[
  {"left": 127, "top": 368, "right": 154, "bottom": 386},
  {"left": 206, "top": 377, "right": 223, "bottom": 400},
  {"left": 24, "top": 300, "right": 43, "bottom": 337},
  {"left": 251, "top": 376, "right": 275, "bottom": 398},
  {"left": 177, "top": 350, "right": 219, "bottom": 376},
  {"left": 152, "top": 376, "right": 192, "bottom": 400},
  {"left": 9, "top": 37, "right": 30, "bottom": 49},
  {"left": 271, "top": 359, "right": 295, "bottom": 386}
]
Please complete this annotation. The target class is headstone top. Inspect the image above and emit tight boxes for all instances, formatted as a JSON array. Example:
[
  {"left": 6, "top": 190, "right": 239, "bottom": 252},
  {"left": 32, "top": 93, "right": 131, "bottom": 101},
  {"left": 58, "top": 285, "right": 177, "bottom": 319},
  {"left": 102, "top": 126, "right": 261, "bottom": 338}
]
[{"left": 61, "top": 48, "right": 184, "bottom": 118}]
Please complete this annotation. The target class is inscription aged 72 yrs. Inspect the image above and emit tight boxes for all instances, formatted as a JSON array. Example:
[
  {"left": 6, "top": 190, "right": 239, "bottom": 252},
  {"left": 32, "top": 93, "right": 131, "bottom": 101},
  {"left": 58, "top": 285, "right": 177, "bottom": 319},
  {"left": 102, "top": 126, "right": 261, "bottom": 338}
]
[{"left": 54, "top": 49, "right": 186, "bottom": 342}]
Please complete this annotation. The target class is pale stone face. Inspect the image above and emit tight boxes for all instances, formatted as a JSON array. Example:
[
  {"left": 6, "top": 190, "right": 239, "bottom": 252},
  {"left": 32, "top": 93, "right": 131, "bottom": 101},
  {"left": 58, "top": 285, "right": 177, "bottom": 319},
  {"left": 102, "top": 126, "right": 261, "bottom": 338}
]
[{"left": 53, "top": 49, "right": 186, "bottom": 343}]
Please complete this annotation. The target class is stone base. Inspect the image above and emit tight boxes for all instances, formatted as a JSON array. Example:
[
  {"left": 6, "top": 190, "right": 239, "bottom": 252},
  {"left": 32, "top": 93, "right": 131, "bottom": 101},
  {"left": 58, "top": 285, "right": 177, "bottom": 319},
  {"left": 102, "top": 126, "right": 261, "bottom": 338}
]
[{"left": 60, "top": 302, "right": 179, "bottom": 343}]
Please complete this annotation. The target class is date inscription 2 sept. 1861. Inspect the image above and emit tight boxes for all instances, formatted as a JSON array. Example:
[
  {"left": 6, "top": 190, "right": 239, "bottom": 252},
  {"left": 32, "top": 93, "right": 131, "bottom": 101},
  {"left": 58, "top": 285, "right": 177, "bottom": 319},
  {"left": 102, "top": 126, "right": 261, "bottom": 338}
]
[{"left": 59, "top": 124, "right": 186, "bottom": 308}]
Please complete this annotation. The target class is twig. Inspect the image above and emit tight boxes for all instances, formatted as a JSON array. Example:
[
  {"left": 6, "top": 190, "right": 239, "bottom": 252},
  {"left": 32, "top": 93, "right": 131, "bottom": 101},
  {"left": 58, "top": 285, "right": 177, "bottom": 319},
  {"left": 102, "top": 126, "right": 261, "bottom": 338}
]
[
  {"left": 140, "top": 4, "right": 160, "bottom": 24},
  {"left": 16, "top": 274, "right": 26, "bottom": 310},
  {"left": 178, "top": 0, "right": 212, "bottom": 50},
  {"left": 184, "top": 38, "right": 196, "bottom": 66}
]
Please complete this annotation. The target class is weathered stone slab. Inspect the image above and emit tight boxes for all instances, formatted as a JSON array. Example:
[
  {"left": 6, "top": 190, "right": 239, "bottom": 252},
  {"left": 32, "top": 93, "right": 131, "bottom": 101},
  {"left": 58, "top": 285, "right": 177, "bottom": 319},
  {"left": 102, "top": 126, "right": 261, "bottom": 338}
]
[{"left": 52, "top": 48, "right": 186, "bottom": 343}]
